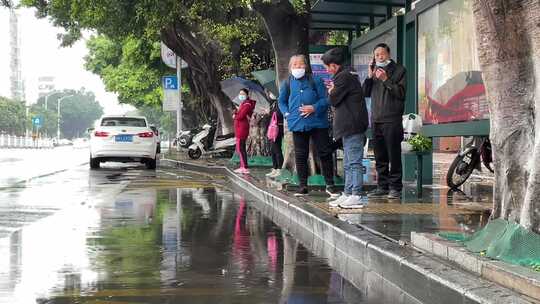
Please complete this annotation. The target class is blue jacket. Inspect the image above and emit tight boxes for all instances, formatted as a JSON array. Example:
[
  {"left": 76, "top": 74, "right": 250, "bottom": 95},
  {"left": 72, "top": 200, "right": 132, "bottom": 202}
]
[{"left": 278, "top": 75, "right": 329, "bottom": 132}]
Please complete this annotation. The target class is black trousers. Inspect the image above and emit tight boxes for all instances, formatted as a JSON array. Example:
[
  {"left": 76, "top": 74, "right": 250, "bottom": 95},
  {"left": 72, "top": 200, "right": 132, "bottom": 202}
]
[
  {"left": 271, "top": 134, "right": 284, "bottom": 169},
  {"left": 373, "top": 121, "right": 403, "bottom": 191},
  {"left": 292, "top": 128, "right": 334, "bottom": 187}
]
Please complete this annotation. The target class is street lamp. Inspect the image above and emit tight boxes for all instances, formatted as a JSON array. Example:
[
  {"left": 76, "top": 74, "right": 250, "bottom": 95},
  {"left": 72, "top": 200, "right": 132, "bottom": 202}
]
[
  {"left": 57, "top": 95, "right": 73, "bottom": 141},
  {"left": 44, "top": 90, "right": 61, "bottom": 110}
]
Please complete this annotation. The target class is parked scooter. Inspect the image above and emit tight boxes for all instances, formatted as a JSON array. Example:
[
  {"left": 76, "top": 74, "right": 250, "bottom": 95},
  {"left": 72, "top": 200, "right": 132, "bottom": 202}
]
[
  {"left": 176, "top": 127, "right": 199, "bottom": 149},
  {"left": 187, "top": 124, "right": 236, "bottom": 159},
  {"left": 446, "top": 136, "right": 493, "bottom": 189}
]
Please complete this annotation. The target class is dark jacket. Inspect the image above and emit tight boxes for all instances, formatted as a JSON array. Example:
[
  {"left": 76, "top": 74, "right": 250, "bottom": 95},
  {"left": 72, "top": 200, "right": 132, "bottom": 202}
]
[
  {"left": 363, "top": 60, "right": 406, "bottom": 123},
  {"left": 234, "top": 99, "right": 256, "bottom": 140},
  {"left": 328, "top": 67, "right": 369, "bottom": 139}
]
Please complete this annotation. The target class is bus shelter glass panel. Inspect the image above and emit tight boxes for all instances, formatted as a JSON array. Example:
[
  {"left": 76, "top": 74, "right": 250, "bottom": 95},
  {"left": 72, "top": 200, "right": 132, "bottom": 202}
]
[{"left": 417, "top": 0, "right": 488, "bottom": 125}]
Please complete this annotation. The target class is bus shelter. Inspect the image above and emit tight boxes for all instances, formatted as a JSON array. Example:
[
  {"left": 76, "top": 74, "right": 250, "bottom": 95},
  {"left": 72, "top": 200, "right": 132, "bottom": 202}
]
[{"left": 310, "top": 0, "right": 490, "bottom": 184}]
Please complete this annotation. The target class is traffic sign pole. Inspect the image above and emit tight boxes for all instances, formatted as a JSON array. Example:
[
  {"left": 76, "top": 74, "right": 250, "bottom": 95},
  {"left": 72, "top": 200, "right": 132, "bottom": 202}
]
[{"left": 176, "top": 56, "right": 183, "bottom": 152}]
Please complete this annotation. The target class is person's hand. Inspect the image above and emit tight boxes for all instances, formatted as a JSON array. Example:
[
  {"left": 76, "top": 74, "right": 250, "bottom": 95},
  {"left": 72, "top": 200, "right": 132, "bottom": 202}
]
[
  {"left": 326, "top": 80, "right": 335, "bottom": 94},
  {"left": 368, "top": 65, "right": 374, "bottom": 79},
  {"left": 299, "top": 105, "right": 315, "bottom": 117},
  {"left": 375, "top": 68, "right": 388, "bottom": 81}
]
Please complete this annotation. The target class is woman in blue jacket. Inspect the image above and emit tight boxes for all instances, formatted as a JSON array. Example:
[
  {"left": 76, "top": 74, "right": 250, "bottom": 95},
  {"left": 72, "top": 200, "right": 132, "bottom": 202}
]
[{"left": 278, "top": 55, "right": 338, "bottom": 197}]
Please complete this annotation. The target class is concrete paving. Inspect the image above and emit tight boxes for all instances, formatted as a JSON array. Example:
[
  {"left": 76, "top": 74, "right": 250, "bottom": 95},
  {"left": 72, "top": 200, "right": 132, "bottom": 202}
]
[
  {"left": 161, "top": 154, "right": 535, "bottom": 304},
  {"left": 164, "top": 150, "right": 494, "bottom": 243}
]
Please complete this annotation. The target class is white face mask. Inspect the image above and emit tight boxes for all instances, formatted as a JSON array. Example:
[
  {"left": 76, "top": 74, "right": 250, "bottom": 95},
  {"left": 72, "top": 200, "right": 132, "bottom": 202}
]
[
  {"left": 291, "top": 68, "right": 306, "bottom": 79},
  {"left": 238, "top": 95, "right": 247, "bottom": 101},
  {"left": 376, "top": 60, "right": 390, "bottom": 67}
]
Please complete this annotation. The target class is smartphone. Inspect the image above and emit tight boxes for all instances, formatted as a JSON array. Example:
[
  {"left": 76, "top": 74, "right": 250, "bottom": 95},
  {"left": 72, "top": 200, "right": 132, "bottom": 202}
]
[
  {"left": 324, "top": 79, "right": 334, "bottom": 88},
  {"left": 370, "top": 58, "right": 376, "bottom": 71}
]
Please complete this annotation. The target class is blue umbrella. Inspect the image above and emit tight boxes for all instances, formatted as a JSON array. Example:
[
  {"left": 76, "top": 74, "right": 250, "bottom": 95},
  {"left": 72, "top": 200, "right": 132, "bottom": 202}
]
[{"left": 220, "top": 77, "right": 270, "bottom": 113}]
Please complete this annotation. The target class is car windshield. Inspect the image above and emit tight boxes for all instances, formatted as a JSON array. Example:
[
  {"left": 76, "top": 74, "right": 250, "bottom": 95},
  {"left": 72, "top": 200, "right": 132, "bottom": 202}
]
[{"left": 101, "top": 117, "right": 147, "bottom": 127}]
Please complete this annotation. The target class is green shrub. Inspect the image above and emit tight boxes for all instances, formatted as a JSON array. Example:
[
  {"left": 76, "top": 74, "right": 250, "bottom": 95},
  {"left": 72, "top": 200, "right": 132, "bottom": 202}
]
[{"left": 408, "top": 134, "right": 432, "bottom": 152}]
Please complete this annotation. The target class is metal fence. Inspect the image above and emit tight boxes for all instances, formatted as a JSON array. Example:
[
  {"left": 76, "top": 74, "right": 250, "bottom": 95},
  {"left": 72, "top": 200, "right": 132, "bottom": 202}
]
[{"left": 0, "top": 134, "right": 54, "bottom": 149}]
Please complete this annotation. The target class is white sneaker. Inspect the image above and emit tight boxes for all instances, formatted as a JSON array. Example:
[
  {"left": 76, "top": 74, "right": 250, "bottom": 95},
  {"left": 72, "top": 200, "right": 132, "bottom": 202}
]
[
  {"left": 271, "top": 169, "right": 282, "bottom": 178},
  {"left": 266, "top": 169, "right": 277, "bottom": 177},
  {"left": 339, "top": 195, "right": 365, "bottom": 209},
  {"left": 329, "top": 194, "right": 349, "bottom": 208}
]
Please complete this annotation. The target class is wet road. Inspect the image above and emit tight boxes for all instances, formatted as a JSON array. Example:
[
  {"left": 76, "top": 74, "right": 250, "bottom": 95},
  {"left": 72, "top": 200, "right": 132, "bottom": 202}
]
[
  {"left": 0, "top": 147, "right": 89, "bottom": 187},
  {"left": 0, "top": 162, "right": 357, "bottom": 303}
]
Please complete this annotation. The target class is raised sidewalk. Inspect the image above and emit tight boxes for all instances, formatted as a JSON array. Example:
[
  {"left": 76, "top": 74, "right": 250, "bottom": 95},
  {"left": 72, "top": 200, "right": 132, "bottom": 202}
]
[{"left": 162, "top": 152, "right": 536, "bottom": 304}]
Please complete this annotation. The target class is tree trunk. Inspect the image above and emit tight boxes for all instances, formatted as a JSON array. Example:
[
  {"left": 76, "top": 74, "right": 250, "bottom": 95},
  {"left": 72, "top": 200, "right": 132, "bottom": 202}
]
[
  {"left": 472, "top": 0, "right": 540, "bottom": 232},
  {"left": 252, "top": 1, "right": 310, "bottom": 82},
  {"left": 252, "top": 0, "right": 311, "bottom": 171},
  {"left": 247, "top": 113, "right": 271, "bottom": 156},
  {"left": 162, "top": 23, "right": 234, "bottom": 135}
]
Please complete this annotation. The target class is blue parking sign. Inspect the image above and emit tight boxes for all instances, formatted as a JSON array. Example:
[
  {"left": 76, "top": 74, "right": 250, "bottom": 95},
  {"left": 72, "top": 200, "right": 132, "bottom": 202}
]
[
  {"left": 32, "top": 116, "right": 43, "bottom": 127},
  {"left": 163, "top": 76, "right": 178, "bottom": 90}
]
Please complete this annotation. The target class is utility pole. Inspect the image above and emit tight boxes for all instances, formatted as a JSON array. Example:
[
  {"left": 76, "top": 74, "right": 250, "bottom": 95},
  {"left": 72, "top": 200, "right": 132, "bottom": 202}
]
[
  {"left": 44, "top": 90, "right": 60, "bottom": 110},
  {"left": 57, "top": 95, "right": 73, "bottom": 141},
  {"left": 176, "top": 56, "right": 183, "bottom": 152}
]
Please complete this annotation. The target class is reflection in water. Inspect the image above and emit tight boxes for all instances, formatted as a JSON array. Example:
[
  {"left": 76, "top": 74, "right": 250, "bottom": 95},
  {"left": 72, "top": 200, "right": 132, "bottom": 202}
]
[{"left": 1, "top": 186, "right": 353, "bottom": 303}]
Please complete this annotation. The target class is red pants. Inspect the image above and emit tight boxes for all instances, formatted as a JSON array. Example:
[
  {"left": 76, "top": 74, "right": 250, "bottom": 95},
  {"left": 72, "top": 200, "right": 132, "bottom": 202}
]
[{"left": 236, "top": 138, "right": 248, "bottom": 168}]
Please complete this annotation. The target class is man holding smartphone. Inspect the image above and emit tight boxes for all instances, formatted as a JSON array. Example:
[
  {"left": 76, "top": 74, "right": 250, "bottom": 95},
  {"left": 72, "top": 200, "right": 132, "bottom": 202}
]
[{"left": 363, "top": 43, "right": 407, "bottom": 199}]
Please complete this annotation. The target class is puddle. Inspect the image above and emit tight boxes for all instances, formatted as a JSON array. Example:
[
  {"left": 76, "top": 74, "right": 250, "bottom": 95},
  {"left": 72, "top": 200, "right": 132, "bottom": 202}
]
[{"left": 1, "top": 185, "right": 358, "bottom": 303}]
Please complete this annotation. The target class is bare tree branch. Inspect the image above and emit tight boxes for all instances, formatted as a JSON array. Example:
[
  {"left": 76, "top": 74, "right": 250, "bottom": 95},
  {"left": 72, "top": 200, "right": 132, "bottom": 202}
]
[{"left": 1, "top": 0, "right": 12, "bottom": 8}]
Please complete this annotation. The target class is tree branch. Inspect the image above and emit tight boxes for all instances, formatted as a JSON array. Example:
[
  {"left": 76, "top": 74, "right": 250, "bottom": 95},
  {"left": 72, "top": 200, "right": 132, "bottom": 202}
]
[{"left": 0, "top": 0, "right": 12, "bottom": 8}]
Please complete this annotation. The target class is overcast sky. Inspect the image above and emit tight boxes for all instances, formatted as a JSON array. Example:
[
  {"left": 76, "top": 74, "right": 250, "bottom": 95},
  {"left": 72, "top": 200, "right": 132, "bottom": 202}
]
[{"left": 0, "top": 7, "right": 134, "bottom": 114}]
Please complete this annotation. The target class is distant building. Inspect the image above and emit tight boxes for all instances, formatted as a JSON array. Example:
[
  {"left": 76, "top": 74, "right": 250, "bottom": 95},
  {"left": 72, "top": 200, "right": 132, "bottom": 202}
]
[{"left": 9, "top": 9, "right": 24, "bottom": 102}]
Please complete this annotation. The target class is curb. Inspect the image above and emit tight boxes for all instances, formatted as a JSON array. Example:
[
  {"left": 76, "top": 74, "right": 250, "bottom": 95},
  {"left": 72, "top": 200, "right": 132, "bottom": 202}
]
[
  {"left": 411, "top": 232, "right": 540, "bottom": 301},
  {"left": 161, "top": 158, "right": 535, "bottom": 304}
]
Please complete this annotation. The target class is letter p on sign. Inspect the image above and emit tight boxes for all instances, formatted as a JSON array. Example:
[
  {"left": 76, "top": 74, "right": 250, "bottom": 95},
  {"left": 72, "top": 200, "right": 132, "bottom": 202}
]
[{"left": 163, "top": 76, "right": 178, "bottom": 90}]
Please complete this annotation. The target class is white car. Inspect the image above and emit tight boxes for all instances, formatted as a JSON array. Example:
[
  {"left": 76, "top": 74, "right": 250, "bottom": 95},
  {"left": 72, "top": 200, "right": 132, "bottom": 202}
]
[{"left": 89, "top": 116, "right": 158, "bottom": 170}]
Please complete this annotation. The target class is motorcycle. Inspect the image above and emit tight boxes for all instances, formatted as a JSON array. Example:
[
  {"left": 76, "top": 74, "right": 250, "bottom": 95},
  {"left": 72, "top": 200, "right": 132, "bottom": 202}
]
[
  {"left": 176, "top": 127, "right": 199, "bottom": 149},
  {"left": 446, "top": 136, "right": 493, "bottom": 189},
  {"left": 187, "top": 124, "right": 236, "bottom": 159}
]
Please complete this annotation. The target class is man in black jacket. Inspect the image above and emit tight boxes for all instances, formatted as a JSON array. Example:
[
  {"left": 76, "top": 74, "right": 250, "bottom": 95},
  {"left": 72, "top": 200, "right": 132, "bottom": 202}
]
[
  {"left": 363, "top": 43, "right": 406, "bottom": 199},
  {"left": 322, "top": 48, "right": 369, "bottom": 208}
]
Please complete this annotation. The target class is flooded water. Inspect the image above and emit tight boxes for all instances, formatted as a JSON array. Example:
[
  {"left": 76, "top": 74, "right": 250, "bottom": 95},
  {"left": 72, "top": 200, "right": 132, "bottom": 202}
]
[{"left": 1, "top": 177, "right": 361, "bottom": 303}]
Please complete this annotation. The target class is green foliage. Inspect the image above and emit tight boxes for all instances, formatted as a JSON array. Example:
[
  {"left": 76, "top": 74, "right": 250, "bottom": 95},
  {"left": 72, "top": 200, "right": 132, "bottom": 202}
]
[
  {"left": 58, "top": 90, "right": 104, "bottom": 138},
  {"left": 207, "top": 16, "right": 273, "bottom": 78},
  {"left": 326, "top": 31, "right": 349, "bottom": 45},
  {"left": 127, "top": 105, "right": 176, "bottom": 137},
  {"left": 0, "top": 96, "right": 26, "bottom": 135},
  {"left": 85, "top": 35, "right": 164, "bottom": 108},
  {"left": 408, "top": 134, "right": 432, "bottom": 152},
  {"left": 21, "top": 0, "right": 276, "bottom": 135},
  {"left": 33, "top": 89, "right": 103, "bottom": 138},
  {"left": 27, "top": 107, "right": 57, "bottom": 137}
]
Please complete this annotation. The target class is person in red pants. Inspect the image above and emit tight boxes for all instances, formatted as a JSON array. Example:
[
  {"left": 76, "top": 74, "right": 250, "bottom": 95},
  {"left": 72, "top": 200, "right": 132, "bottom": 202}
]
[{"left": 233, "top": 88, "right": 256, "bottom": 174}]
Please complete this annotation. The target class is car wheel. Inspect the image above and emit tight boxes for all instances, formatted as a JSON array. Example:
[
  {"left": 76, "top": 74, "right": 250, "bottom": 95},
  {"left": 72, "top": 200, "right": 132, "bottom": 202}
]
[
  {"left": 188, "top": 148, "right": 202, "bottom": 159},
  {"left": 146, "top": 157, "right": 157, "bottom": 170},
  {"left": 90, "top": 155, "right": 100, "bottom": 169},
  {"left": 156, "top": 143, "right": 161, "bottom": 154}
]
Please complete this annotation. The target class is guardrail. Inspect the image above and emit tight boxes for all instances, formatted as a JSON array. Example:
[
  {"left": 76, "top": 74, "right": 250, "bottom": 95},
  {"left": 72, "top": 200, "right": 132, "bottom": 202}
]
[{"left": 0, "top": 135, "right": 55, "bottom": 149}]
